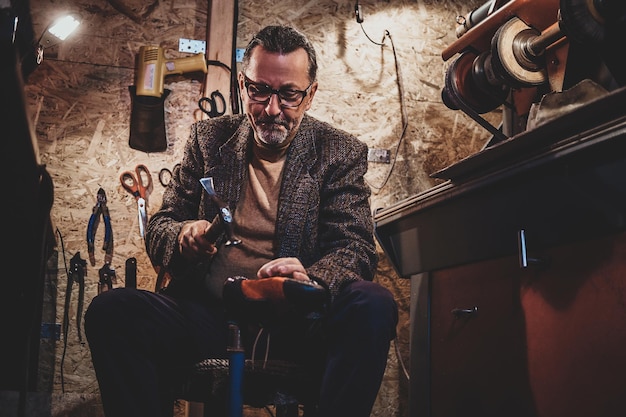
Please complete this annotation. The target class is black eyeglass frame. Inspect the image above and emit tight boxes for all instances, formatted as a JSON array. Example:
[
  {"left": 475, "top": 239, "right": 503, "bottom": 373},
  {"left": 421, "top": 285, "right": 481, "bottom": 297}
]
[{"left": 242, "top": 74, "right": 313, "bottom": 108}]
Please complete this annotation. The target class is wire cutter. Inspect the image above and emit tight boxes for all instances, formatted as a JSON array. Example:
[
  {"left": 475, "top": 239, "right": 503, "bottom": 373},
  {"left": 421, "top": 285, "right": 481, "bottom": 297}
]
[
  {"left": 87, "top": 188, "right": 113, "bottom": 266},
  {"left": 120, "top": 164, "right": 152, "bottom": 238}
]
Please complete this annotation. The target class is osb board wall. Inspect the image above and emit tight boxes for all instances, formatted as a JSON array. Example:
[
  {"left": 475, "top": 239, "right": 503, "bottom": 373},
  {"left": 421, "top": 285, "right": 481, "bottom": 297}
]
[{"left": 23, "top": 0, "right": 499, "bottom": 416}]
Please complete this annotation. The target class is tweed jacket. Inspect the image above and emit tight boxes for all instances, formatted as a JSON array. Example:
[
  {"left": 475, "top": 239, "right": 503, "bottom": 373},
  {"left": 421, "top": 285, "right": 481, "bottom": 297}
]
[{"left": 145, "top": 113, "right": 378, "bottom": 298}]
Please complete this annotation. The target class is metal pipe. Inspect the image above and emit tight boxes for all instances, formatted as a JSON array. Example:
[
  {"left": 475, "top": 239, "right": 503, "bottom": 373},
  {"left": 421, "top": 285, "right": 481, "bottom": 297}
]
[{"left": 527, "top": 22, "right": 565, "bottom": 57}]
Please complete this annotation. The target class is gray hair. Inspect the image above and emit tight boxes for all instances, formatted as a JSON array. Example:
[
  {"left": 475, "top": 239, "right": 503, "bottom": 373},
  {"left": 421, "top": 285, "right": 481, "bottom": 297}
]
[{"left": 242, "top": 25, "right": 318, "bottom": 83}]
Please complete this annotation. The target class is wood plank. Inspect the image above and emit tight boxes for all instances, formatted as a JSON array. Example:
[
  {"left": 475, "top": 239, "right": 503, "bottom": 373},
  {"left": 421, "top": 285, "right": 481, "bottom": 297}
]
[{"left": 203, "top": 0, "right": 237, "bottom": 118}]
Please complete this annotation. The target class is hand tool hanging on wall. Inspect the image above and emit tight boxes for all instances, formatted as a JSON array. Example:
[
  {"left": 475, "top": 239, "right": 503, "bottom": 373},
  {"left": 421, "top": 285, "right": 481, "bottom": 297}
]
[
  {"left": 198, "top": 90, "right": 226, "bottom": 118},
  {"left": 120, "top": 164, "right": 152, "bottom": 238},
  {"left": 125, "top": 257, "right": 137, "bottom": 288},
  {"left": 87, "top": 188, "right": 113, "bottom": 267},
  {"left": 98, "top": 263, "right": 116, "bottom": 294},
  {"left": 63, "top": 252, "right": 87, "bottom": 344},
  {"left": 60, "top": 251, "right": 87, "bottom": 393},
  {"left": 129, "top": 45, "right": 207, "bottom": 152},
  {"left": 158, "top": 163, "right": 180, "bottom": 187}
]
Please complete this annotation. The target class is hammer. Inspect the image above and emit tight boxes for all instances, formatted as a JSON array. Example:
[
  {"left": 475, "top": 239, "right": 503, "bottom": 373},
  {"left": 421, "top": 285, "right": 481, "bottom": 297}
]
[{"left": 199, "top": 177, "right": 242, "bottom": 246}]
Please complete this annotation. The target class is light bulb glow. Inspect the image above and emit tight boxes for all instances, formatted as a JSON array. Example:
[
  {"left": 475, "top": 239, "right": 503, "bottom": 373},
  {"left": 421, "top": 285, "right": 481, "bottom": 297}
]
[{"left": 48, "top": 15, "right": 80, "bottom": 41}]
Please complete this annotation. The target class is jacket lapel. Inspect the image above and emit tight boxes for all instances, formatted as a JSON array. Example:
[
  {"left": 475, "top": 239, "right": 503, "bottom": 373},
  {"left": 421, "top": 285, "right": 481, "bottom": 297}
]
[
  {"left": 208, "top": 121, "right": 251, "bottom": 210},
  {"left": 276, "top": 116, "right": 319, "bottom": 256}
]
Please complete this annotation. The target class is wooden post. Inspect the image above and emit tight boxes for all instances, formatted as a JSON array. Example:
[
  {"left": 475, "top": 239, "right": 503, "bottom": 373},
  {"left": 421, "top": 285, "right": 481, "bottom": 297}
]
[{"left": 200, "top": 0, "right": 238, "bottom": 120}]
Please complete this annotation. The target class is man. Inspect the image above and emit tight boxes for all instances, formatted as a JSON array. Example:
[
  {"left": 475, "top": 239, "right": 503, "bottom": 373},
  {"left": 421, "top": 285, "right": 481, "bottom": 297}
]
[{"left": 85, "top": 25, "right": 398, "bottom": 417}]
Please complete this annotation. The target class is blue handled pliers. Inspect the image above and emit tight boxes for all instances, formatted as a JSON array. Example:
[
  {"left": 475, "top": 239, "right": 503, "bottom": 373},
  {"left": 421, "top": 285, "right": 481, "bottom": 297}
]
[{"left": 87, "top": 187, "right": 113, "bottom": 266}]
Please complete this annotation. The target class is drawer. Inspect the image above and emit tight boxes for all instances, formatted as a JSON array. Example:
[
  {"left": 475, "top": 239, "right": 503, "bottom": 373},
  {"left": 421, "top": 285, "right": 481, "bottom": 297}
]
[{"left": 430, "top": 256, "right": 533, "bottom": 417}]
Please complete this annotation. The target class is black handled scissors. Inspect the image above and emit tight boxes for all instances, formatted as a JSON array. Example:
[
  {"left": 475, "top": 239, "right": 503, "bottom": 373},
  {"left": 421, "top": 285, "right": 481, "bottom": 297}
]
[
  {"left": 120, "top": 164, "right": 152, "bottom": 238},
  {"left": 158, "top": 163, "right": 181, "bottom": 187},
  {"left": 198, "top": 90, "right": 226, "bottom": 118}
]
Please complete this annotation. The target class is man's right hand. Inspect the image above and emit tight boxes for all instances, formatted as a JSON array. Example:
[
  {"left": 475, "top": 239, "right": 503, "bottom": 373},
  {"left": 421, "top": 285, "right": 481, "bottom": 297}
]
[{"left": 178, "top": 220, "right": 218, "bottom": 261}]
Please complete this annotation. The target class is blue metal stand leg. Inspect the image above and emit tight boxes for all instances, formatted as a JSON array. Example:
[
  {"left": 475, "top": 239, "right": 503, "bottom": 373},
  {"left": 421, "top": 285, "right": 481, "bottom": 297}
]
[{"left": 227, "top": 323, "right": 244, "bottom": 417}]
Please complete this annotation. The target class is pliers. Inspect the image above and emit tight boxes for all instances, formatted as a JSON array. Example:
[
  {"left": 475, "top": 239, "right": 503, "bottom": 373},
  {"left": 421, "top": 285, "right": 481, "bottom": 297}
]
[
  {"left": 65, "top": 252, "right": 87, "bottom": 343},
  {"left": 87, "top": 188, "right": 113, "bottom": 266}
]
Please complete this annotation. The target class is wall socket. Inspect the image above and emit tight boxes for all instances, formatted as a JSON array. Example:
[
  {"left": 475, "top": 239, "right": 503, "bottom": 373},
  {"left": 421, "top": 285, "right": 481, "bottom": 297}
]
[{"left": 368, "top": 148, "right": 391, "bottom": 163}]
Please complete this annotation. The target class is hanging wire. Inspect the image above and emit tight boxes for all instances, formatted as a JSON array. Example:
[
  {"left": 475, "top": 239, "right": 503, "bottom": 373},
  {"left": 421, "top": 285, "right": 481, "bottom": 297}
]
[
  {"left": 56, "top": 227, "right": 71, "bottom": 393},
  {"left": 358, "top": 27, "right": 408, "bottom": 193},
  {"left": 354, "top": 1, "right": 408, "bottom": 192},
  {"left": 359, "top": 22, "right": 385, "bottom": 47}
]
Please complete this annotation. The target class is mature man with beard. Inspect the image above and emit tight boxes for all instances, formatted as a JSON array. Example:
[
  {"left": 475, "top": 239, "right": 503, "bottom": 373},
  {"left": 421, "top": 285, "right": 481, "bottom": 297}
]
[{"left": 85, "top": 25, "right": 398, "bottom": 417}]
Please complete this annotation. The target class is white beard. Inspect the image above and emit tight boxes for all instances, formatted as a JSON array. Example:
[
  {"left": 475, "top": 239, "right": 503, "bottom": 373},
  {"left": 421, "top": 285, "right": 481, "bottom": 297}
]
[{"left": 258, "top": 124, "right": 289, "bottom": 146}]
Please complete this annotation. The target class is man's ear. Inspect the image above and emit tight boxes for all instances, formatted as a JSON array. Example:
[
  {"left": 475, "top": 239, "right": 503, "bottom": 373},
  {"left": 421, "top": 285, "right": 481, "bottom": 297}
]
[
  {"left": 304, "top": 81, "right": 318, "bottom": 111},
  {"left": 237, "top": 72, "right": 246, "bottom": 102}
]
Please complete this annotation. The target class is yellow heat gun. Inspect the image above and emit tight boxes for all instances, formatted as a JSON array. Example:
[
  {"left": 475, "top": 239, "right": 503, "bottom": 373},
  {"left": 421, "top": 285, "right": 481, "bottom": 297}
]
[{"left": 134, "top": 45, "right": 207, "bottom": 98}]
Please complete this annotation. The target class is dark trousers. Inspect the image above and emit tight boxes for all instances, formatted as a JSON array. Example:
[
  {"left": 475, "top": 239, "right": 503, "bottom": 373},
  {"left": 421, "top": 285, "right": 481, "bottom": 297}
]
[{"left": 84, "top": 280, "right": 398, "bottom": 417}]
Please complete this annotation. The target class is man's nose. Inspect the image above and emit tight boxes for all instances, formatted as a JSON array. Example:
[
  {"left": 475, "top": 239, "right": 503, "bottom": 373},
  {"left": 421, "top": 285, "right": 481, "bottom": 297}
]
[{"left": 264, "top": 93, "right": 283, "bottom": 116}]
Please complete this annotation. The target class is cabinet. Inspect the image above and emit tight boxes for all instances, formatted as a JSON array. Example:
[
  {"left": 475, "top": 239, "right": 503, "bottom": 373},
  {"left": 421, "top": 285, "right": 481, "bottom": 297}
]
[
  {"left": 425, "top": 232, "right": 626, "bottom": 417},
  {"left": 429, "top": 256, "right": 531, "bottom": 417},
  {"left": 374, "top": 87, "right": 626, "bottom": 417}
]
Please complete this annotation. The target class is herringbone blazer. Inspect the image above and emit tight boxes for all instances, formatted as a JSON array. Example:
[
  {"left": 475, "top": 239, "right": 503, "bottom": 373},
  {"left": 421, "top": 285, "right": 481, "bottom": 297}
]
[{"left": 145, "top": 113, "right": 377, "bottom": 298}]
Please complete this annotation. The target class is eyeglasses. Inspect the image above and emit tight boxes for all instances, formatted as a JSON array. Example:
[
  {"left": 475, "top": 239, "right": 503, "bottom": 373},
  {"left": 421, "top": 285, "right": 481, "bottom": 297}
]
[{"left": 243, "top": 74, "right": 313, "bottom": 108}]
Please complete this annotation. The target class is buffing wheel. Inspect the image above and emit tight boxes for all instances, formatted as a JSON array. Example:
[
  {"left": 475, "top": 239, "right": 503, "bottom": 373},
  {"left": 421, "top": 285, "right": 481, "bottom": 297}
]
[{"left": 490, "top": 17, "right": 548, "bottom": 87}]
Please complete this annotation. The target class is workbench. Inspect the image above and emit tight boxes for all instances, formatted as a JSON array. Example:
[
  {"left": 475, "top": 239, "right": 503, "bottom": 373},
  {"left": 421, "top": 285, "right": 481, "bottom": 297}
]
[{"left": 374, "top": 86, "right": 626, "bottom": 417}]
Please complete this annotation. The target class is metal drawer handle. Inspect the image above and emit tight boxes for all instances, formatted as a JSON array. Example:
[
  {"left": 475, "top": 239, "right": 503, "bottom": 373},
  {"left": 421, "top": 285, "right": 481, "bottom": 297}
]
[
  {"left": 452, "top": 306, "right": 478, "bottom": 318},
  {"left": 518, "top": 229, "right": 546, "bottom": 269}
]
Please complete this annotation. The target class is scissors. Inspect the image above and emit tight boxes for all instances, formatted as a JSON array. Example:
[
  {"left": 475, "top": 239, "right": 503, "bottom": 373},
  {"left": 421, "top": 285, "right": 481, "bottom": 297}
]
[
  {"left": 158, "top": 163, "right": 181, "bottom": 187},
  {"left": 120, "top": 164, "right": 152, "bottom": 238},
  {"left": 198, "top": 90, "right": 226, "bottom": 118}
]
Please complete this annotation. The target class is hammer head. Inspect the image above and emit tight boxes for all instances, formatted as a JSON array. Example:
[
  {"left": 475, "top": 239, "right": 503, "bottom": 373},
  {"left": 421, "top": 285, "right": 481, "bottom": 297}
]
[
  {"left": 199, "top": 177, "right": 216, "bottom": 197},
  {"left": 200, "top": 177, "right": 242, "bottom": 246}
]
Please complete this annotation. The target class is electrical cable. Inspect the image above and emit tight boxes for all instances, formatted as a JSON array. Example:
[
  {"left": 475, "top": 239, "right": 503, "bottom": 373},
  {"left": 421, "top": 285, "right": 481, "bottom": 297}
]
[
  {"left": 251, "top": 326, "right": 264, "bottom": 369},
  {"left": 353, "top": 1, "right": 408, "bottom": 192},
  {"left": 394, "top": 335, "right": 410, "bottom": 382},
  {"left": 264, "top": 332, "right": 270, "bottom": 369},
  {"left": 56, "top": 227, "right": 70, "bottom": 393},
  {"left": 207, "top": 59, "right": 230, "bottom": 72},
  {"left": 230, "top": 0, "right": 241, "bottom": 114},
  {"left": 355, "top": 0, "right": 385, "bottom": 46},
  {"left": 359, "top": 23, "right": 385, "bottom": 47},
  {"left": 362, "top": 29, "right": 408, "bottom": 193}
]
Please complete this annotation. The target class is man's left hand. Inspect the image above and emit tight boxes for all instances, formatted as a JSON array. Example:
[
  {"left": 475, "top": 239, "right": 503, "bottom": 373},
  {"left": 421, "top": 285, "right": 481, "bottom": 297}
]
[{"left": 257, "top": 257, "right": 309, "bottom": 282}]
